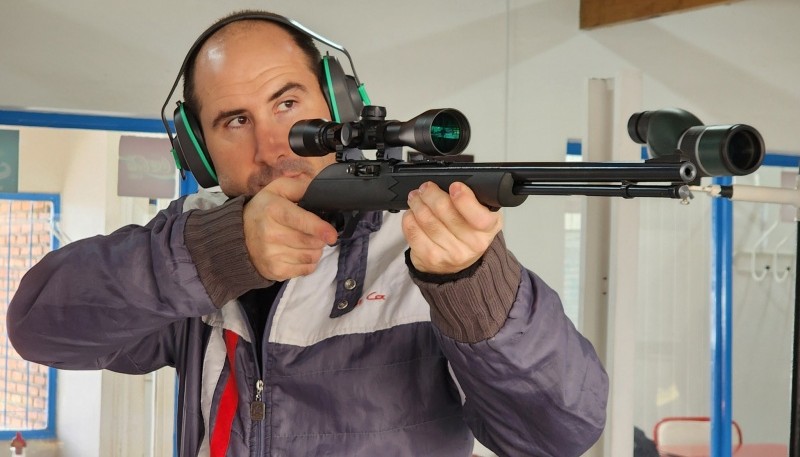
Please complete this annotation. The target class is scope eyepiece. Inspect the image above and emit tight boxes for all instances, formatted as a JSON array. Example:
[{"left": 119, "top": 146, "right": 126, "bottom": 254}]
[
  {"left": 289, "top": 119, "right": 343, "bottom": 157},
  {"left": 628, "top": 108, "right": 764, "bottom": 178}
]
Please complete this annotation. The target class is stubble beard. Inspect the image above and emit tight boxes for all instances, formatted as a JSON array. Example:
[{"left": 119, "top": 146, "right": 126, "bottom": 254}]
[{"left": 244, "top": 159, "right": 316, "bottom": 196}]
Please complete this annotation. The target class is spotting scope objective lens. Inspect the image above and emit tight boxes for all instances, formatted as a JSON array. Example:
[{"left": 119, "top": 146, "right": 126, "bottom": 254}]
[{"left": 678, "top": 124, "right": 763, "bottom": 177}]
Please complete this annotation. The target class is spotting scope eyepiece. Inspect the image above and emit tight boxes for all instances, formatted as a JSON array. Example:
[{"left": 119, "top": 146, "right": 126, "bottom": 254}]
[
  {"left": 627, "top": 108, "right": 764, "bottom": 177},
  {"left": 289, "top": 106, "right": 471, "bottom": 157}
]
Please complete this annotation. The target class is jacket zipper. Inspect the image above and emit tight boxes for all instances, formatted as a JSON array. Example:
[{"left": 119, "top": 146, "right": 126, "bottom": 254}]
[
  {"left": 251, "top": 379, "right": 265, "bottom": 421},
  {"left": 240, "top": 303, "right": 266, "bottom": 457},
  {"left": 242, "top": 282, "right": 285, "bottom": 457}
]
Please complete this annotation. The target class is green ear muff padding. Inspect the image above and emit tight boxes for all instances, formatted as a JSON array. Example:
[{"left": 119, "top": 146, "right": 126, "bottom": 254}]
[
  {"left": 322, "top": 57, "right": 341, "bottom": 122},
  {"left": 321, "top": 55, "right": 363, "bottom": 123},
  {"left": 173, "top": 103, "right": 219, "bottom": 188}
]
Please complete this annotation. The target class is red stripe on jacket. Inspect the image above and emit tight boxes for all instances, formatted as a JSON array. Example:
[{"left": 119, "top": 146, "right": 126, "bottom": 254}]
[{"left": 210, "top": 330, "right": 240, "bottom": 457}]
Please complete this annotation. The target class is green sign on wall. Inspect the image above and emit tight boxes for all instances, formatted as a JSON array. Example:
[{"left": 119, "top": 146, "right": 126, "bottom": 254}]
[{"left": 0, "top": 130, "right": 19, "bottom": 193}]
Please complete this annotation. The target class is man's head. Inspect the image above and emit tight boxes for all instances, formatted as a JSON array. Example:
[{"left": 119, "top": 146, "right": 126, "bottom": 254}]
[{"left": 182, "top": 11, "right": 337, "bottom": 197}]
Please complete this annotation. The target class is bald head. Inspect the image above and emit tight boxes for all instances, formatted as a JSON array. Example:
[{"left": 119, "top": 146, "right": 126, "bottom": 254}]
[{"left": 182, "top": 16, "right": 321, "bottom": 115}]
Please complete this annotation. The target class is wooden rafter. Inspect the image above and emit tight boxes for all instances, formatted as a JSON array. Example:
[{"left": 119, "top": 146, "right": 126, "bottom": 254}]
[{"left": 580, "top": 0, "right": 737, "bottom": 29}]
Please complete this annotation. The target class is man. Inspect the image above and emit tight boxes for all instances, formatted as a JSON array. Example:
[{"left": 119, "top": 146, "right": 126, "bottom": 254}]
[{"left": 7, "top": 10, "right": 608, "bottom": 457}]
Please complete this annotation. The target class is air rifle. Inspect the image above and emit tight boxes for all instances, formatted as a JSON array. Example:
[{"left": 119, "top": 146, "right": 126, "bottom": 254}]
[{"left": 290, "top": 106, "right": 765, "bottom": 212}]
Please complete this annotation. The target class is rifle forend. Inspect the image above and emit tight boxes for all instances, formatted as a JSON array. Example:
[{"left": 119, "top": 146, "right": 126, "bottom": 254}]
[{"left": 289, "top": 106, "right": 764, "bottom": 212}]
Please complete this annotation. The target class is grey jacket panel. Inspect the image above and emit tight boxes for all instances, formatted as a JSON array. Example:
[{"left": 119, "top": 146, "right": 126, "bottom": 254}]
[
  {"left": 7, "top": 196, "right": 217, "bottom": 372},
  {"left": 442, "top": 271, "right": 608, "bottom": 457},
  {"left": 266, "top": 323, "right": 471, "bottom": 456}
]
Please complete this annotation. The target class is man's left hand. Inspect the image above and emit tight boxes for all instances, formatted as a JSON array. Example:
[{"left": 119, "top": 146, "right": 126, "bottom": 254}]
[{"left": 402, "top": 181, "right": 503, "bottom": 275}]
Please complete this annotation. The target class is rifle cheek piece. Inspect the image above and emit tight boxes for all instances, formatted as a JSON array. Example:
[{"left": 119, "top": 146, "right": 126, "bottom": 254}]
[{"left": 627, "top": 108, "right": 764, "bottom": 178}]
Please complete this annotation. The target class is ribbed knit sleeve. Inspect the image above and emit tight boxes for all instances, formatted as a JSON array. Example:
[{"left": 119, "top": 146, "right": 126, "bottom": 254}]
[
  {"left": 407, "top": 232, "right": 522, "bottom": 343},
  {"left": 184, "top": 196, "right": 272, "bottom": 307}
]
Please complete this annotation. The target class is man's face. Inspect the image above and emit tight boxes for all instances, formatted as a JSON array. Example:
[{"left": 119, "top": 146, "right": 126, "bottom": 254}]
[{"left": 192, "top": 22, "right": 336, "bottom": 197}]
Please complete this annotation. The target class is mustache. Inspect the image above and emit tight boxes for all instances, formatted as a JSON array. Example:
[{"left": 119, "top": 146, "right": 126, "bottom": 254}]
[{"left": 246, "top": 159, "right": 315, "bottom": 194}]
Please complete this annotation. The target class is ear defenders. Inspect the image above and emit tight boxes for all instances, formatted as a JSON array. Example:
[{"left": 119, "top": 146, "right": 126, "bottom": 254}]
[{"left": 160, "top": 12, "right": 371, "bottom": 188}]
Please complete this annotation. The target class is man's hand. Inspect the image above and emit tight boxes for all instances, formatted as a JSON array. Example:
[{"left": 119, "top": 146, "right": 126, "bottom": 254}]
[
  {"left": 402, "top": 181, "right": 503, "bottom": 275},
  {"left": 243, "top": 177, "right": 338, "bottom": 281}
]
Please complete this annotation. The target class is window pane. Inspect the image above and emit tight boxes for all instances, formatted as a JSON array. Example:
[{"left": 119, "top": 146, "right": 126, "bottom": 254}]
[{"left": 0, "top": 197, "right": 57, "bottom": 435}]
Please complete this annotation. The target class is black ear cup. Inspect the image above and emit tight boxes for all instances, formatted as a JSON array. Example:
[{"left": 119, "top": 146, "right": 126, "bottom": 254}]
[
  {"left": 172, "top": 102, "right": 219, "bottom": 188},
  {"left": 320, "top": 55, "right": 364, "bottom": 123}
]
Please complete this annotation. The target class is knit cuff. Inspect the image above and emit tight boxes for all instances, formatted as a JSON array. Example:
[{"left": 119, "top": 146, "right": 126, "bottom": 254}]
[
  {"left": 407, "top": 232, "right": 521, "bottom": 343},
  {"left": 184, "top": 196, "right": 272, "bottom": 307}
]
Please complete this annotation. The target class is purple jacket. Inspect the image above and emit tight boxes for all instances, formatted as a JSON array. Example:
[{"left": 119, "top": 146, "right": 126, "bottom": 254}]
[{"left": 8, "top": 190, "right": 607, "bottom": 456}]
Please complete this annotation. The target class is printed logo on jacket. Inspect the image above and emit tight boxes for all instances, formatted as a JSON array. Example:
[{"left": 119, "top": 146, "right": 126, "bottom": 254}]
[{"left": 269, "top": 212, "right": 430, "bottom": 347}]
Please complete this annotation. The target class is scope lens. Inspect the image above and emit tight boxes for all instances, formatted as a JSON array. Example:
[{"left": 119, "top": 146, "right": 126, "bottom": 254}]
[
  {"left": 382, "top": 108, "right": 471, "bottom": 156},
  {"left": 727, "top": 128, "right": 762, "bottom": 172},
  {"left": 430, "top": 112, "right": 464, "bottom": 154},
  {"left": 679, "top": 124, "right": 764, "bottom": 177}
]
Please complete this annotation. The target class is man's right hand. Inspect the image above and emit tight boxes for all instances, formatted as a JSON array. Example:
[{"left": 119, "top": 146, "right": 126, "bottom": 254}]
[{"left": 243, "top": 177, "right": 338, "bottom": 281}]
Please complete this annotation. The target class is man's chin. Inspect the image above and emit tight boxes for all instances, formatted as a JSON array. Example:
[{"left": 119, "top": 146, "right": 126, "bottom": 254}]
[
  {"left": 216, "top": 181, "right": 251, "bottom": 199},
  {"left": 243, "top": 178, "right": 271, "bottom": 197}
]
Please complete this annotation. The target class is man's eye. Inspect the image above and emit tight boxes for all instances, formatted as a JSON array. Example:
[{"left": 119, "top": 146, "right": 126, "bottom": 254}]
[
  {"left": 227, "top": 116, "right": 249, "bottom": 127},
  {"left": 277, "top": 100, "right": 296, "bottom": 112}
]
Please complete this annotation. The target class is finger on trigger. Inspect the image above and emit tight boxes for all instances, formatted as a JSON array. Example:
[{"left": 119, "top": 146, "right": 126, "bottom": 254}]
[
  {"left": 290, "top": 208, "right": 337, "bottom": 245},
  {"left": 266, "top": 175, "right": 312, "bottom": 203}
]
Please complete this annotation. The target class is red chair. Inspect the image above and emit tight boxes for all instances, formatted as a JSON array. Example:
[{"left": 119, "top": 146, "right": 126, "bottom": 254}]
[{"left": 653, "top": 416, "right": 742, "bottom": 456}]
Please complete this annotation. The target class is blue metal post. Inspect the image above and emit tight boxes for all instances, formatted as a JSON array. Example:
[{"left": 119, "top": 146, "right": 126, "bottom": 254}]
[
  {"left": 711, "top": 175, "right": 733, "bottom": 457},
  {"left": 179, "top": 172, "right": 199, "bottom": 196}
]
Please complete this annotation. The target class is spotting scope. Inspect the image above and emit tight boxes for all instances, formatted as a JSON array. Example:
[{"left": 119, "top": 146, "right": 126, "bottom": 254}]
[{"left": 627, "top": 108, "right": 764, "bottom": 178}]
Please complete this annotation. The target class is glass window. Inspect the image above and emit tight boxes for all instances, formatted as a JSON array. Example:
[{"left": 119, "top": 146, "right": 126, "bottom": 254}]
[{"left": 0, "top": 194, "right": 59, "bottom": 439}]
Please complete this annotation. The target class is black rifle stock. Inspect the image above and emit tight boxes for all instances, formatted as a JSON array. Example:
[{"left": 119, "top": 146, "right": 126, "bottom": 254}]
[{"left": 291, "top": 107, "right": 765, "bottom": 212}]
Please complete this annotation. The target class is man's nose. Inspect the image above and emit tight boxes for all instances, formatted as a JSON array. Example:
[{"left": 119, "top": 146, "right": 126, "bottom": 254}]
[{"left": 253, "top": 122, "right": 289, "bottom": 165}]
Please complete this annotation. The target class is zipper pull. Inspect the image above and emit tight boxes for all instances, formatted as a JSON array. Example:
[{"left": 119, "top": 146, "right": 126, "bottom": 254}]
[{"left": 250, "top": 379, "right": 265, "bottom": 421}]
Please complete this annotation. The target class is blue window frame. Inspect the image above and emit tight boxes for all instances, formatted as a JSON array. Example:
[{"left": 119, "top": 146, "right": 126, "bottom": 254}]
[{"left": 0, "top": 192, "right": 60, "bottom": 440}]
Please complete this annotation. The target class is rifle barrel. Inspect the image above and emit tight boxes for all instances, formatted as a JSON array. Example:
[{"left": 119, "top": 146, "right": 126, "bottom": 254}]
[
  {"left": 513, "top": 183, "right": 691, "bottom": 199},
  {"left": 396, "top": 161, "right": 696, "bottom": 183}
]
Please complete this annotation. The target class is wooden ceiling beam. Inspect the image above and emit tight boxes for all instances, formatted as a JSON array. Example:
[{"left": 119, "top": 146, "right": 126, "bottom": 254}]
[{"left": 580, "top": 0, "right": 737, "bottom": 29}]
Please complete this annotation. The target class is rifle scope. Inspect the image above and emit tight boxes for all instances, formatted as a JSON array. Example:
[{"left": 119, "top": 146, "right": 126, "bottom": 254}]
[
  {"left": 289, "top": 106, "right": 471, "bottom": 157},
  {"left": 627, "top": 108, "right": 764, "bottom": 178}
]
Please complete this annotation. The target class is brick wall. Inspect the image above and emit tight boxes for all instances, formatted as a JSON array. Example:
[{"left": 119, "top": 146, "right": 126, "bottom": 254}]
[{"left": 0, "top": 199, "right": 54, "bottom": 430}]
